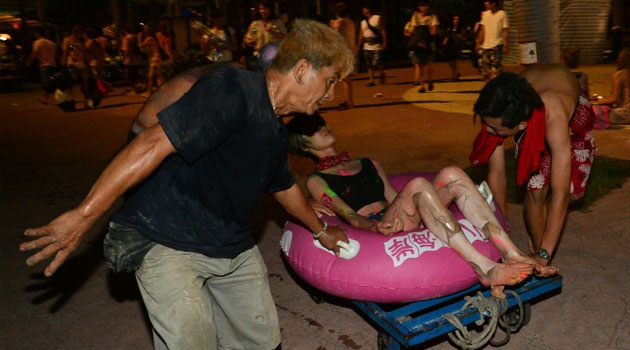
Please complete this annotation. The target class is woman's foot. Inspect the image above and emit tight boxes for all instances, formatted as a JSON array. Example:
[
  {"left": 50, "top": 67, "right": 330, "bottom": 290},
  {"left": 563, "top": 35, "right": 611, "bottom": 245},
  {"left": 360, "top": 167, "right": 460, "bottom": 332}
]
[
  {"left": 366, "top": 81, "right": 375, "bottom": 87},
  {"left": 503, "top": 253, "right": 559, "bottom": 277},
  {"left": 428, "top": 82, "right": 434, "bottom": 91},
  {"left": 478, "top": 262, "right": 533, "bottom": 298},
  {"left": 413, "top": 81, "right": 420, "bottom": 86},
  {"left": 418, "top": 86, "right": 426, "bottom": 93}
]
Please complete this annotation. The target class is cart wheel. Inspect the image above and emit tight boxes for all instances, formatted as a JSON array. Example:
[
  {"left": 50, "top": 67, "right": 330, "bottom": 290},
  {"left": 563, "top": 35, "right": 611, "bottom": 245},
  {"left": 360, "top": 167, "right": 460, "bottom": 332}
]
[
  {"left": 377, "top": 331, "right": 398, "bottom": 350},
  {"left": 504, "top": 302, "right": 531, "bottom": 329}
]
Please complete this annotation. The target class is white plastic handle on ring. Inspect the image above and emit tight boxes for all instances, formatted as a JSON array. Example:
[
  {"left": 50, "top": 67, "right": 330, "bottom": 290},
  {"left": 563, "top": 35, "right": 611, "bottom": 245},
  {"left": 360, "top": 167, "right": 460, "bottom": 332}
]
[
  {"left": 477, "top": 181, "right": 496, "bottom": 212},
  {"left": 314, "top": 238, "right": 360, "bottom": 259}
]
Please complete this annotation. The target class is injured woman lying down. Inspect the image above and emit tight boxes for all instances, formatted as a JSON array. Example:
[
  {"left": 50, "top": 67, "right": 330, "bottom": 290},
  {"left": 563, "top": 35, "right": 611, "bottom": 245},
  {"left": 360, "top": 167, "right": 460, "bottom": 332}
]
[{"left": 285, "top": 113, "right": 558, "bottom": 298}]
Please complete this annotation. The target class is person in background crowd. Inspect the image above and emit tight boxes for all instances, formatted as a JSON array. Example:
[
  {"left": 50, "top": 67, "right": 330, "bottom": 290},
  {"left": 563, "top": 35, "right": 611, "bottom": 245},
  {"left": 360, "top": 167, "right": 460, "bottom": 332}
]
[
  {"left": 121, "top": 25, "right": 143, "bottom": 93},
  {"left": 358, "top": 4, "right": 386, "bottom": 86},
  {"left": 476, "top": 0, "right": 509, "bottom": 81},
  {"left": 330, "top": 1, "right": 356, "bottom": 109},
  {"left": 139, "top": 24, "right": 164, "bottom": 97},
  {"left": 201, "top": 10, "right": 238, "bottom": 63},
  {"left": 404, "top": 0, "right": 438, "bottom": 91},
  {"left": 156, "top": 21, "right": 175, "bottom": 65},
  {"left": 442, "top": 15, "right": 467, "bottom": 82},
  {"left": 560, "top": 48, "right": 589, "bottom": 97},
  {"left": 244, "top": 1, "right": 286, "bottom": 59},
  {"left": 591, "top": 47, "right": 630, "bottom": 127},
  {"left": 27, "top": 27, "right": 58, "bottom": 105},
  {"left": 62, "top": 24, "right": 91, "bottom": 107},
  {"left": 85, "top": 28, "right": 106, "bottom": 81}
]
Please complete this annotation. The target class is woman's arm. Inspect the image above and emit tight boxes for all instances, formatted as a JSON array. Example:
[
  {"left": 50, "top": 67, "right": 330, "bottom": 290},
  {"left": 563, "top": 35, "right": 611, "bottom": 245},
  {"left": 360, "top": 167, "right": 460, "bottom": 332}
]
[
  {"left": 306, "top": 175, "right": 378, "bottom": 232},
  {"left": 371, "top": 160, "right": 398, "bottom": 203},
  {"left": 593, "top": 71, "right": 622, "bottom": 105},
  {"left": 487, "top": 144, "right": 507, "bottom": 215}
]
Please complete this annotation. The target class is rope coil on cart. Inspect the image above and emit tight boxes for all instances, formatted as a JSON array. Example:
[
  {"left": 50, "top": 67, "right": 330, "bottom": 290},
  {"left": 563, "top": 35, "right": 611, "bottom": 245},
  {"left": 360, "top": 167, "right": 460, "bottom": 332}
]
[{"left": 442, "top": 290, "right": 524, "bottom": 350}]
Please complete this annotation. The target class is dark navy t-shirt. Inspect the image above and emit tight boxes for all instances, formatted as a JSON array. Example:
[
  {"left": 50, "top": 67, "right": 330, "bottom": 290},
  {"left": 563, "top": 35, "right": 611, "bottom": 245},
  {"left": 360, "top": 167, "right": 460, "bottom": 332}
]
[{"left": 112, "top": 67, "right": 295, "bottom": 258}]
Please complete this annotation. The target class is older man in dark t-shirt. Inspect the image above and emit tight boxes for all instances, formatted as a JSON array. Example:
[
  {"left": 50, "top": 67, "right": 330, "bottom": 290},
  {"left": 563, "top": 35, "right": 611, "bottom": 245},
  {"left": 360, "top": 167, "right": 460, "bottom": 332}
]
[{"left": 21, "top": 20, "right": 354, "bottom": 350}]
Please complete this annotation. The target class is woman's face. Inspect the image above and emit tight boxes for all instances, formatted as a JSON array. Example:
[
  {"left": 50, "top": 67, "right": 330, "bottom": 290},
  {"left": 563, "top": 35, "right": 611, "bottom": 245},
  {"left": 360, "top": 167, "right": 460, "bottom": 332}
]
[
  {"left": 482, "top": 116, "right": 524, "bottom": 137},
  {"left": 453, "top": 16, "right": 460, "bottom": 25},
  {"left": 259, "top": 5, "right": 271, "bottom": 20},
  {"left": 305, "top": 125, "right": 336, "bottom": 152}
]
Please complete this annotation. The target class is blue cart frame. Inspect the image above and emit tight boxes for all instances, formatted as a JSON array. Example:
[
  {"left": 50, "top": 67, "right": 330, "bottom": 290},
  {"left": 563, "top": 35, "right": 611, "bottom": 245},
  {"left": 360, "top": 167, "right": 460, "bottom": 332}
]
[{"left": 353, "top": 275, "right": 563, "bottom": 349}]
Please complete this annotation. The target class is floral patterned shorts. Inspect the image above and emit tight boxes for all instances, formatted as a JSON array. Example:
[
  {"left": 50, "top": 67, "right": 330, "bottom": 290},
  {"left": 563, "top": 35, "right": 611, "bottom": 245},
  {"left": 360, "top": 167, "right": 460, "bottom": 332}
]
[{"left": 526, "top": 90, "right": 596, "bottom": 198}]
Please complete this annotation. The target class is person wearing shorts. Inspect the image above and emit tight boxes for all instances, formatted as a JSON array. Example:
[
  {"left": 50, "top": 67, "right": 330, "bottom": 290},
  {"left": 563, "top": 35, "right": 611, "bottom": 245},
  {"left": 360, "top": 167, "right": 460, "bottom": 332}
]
[
  {"left": 476, "top": 0, "right": 508, "bottom": 80},
  {"left": 358, "top": 5, "right": 386, "bottom": 86},
  {"left": 471, "top": 66, "right": 596, "bottom": 267}
]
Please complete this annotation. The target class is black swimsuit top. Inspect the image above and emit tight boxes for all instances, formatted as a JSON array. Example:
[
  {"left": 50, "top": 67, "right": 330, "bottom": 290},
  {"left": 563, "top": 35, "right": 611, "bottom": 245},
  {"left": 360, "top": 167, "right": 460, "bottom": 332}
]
[{"left": 312, "top": 158, "right": 387, "bottom": 212}]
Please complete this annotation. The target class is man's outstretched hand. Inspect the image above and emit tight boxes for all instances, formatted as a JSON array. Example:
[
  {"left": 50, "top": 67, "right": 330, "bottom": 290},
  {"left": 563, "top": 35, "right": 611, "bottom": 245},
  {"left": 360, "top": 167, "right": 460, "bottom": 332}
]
[
  {"left": 317, "top": 225, "right": 348, "bottom": 257},
  {"left": 20, "top": 209, "right": 93, "bottom": 277}
]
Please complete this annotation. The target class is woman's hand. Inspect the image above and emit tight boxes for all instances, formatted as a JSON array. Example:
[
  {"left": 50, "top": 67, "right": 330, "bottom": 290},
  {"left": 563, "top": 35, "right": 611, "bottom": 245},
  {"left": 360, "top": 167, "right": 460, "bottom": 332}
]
[
  {"left": 308, "top": 198, "right": 336, "bottom": 217},
  {"left": 377, "top": 216, "right": 404, "bottom": 236},
  {"left": 347, "top": 214, "right": 378, "bottom": 232}
]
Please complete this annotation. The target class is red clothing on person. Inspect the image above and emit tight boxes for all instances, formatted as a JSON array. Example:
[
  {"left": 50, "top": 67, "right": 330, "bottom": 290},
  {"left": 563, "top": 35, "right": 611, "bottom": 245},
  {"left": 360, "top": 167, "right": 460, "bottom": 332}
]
[{"left": 470, "top": 89, "right": 596, "bottom": 198}]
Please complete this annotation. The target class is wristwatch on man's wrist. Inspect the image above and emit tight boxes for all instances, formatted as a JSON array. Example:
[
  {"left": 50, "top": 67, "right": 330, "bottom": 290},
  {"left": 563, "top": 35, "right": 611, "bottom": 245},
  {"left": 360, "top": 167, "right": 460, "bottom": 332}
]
[{"left": 536, "top": 248, "right": 551, "bottom": 260}]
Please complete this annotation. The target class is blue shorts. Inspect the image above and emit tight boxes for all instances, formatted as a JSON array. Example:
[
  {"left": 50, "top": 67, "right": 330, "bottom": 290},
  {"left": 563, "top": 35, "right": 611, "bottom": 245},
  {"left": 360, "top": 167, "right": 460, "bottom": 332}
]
[{"left": 367, "top": 208, "right": 388, "bottom": 222}]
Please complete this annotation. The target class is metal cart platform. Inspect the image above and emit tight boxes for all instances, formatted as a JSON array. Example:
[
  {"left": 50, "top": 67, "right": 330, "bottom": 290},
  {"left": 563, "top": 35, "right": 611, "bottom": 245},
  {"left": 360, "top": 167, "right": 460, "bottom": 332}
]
[{"left": 353, "top": 275, "right": 563, "bottom": 349}]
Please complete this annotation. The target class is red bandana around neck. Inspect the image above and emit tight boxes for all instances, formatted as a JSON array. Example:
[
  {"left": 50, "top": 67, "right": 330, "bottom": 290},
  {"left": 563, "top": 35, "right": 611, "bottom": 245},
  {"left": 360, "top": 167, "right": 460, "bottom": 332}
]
[
  {"left": 316, "top": 151, "right": 351, "bottom": 171},
  {"left": 469, "top": 106, "right": 547, "bottom": 185}
]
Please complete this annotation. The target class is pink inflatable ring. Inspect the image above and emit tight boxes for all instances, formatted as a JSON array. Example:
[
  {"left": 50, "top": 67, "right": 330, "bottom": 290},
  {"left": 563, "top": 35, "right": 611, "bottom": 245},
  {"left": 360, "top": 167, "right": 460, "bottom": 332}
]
[{"left": 280, "top": 173, "right": 507, "bottom": 303}]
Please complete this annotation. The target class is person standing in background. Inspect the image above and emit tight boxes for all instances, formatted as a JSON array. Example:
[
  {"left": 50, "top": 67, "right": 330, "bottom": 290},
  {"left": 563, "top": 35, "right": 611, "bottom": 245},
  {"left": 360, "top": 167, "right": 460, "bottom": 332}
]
[
  {"left": 358, "top": 4, "right": 386, "bottom": 86},
  {"left": 27, "top": 27, "right": 58, "bottom": 105},
  {"left": 476, "top": 0, "right": 508, "bottom": 80},
  {"left": 201, "top": 10, "right": 238, "bottom": 64},
  {"left": 156, "top": 21, "right": 175, "bottom": 65},
  {"left": 121, "top": 25, "right": 143, "bottom": 93},
  {"left": 244, "top": 1, "right": 286, "bottom": 58},
  {"left": 61, "top": 25, "right": 91, "bottom": 107},
  {"left": 442, "top": 15, "right": 467, "bottom": 82},
  {"left": 330, "top": 1, "right": 356, "bottom": 109},
  {"left": 404, "top": 1, "right": 438, "bottom": 92},
  {"left": 139, "top": 24, "right": 164, "bottom": 97}
]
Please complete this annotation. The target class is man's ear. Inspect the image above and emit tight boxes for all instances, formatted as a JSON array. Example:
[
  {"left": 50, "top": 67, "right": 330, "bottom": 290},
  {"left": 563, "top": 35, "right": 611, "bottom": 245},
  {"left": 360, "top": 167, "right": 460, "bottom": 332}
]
[
  {"left": 518, "top": 121, "right": 528, "bottom": 130},
  {"left": 293, "top": 59, "right": 312, "bottom": 84}
]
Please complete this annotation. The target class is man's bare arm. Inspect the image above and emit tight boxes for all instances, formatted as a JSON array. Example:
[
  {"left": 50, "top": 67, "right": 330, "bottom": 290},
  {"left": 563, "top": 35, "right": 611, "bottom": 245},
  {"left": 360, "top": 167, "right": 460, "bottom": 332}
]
[
  {"left": 273, "top": 183, "right": 348, "bottom": 256},
  {"left": 487, "top": 144, "right": 507, "bottom": 215},
  {"left": 20, "top": 124, "right": 176, "bottom": 276},
  {"left": 539, "top": 97, "right": 572, "bottom": 255}
]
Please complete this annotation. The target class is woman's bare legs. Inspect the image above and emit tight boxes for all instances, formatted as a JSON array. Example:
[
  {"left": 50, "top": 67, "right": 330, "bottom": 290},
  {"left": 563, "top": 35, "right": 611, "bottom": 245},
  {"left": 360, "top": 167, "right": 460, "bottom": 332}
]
[
  {"left": 433, "top": 166, "right": 558, "bottom": 276},
  {"left": 381, "top": 176, "right": 533, "bottom": 298}
]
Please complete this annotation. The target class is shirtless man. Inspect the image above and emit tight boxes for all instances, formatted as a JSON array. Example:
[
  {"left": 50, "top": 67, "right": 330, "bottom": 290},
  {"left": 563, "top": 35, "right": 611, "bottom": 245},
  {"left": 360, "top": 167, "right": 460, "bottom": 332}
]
[{"left": 471, "top": 65, "right": 596, "bottom": 266}]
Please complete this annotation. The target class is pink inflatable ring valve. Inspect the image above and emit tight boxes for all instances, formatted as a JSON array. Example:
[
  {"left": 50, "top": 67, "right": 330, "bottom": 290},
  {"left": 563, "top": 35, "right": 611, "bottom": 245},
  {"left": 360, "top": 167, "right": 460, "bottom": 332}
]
[{"left": 280, "top": 172, "right": 507, "bottom": 303}]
